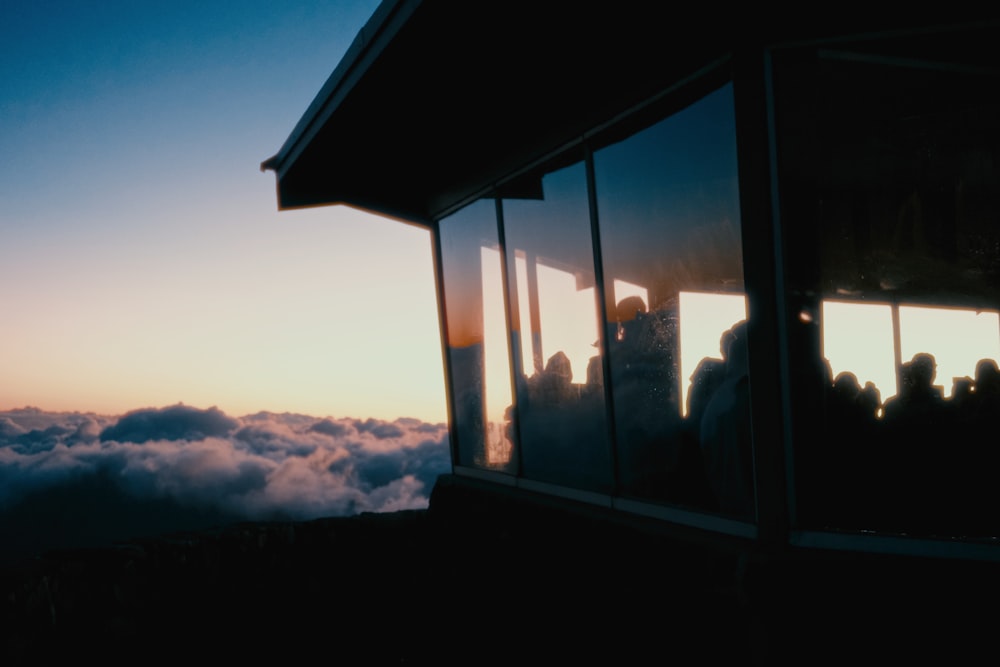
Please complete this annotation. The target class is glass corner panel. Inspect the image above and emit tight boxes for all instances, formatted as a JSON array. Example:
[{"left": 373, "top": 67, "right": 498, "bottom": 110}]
[
  {"left": 502, "top": 161, "right": 614, "bottom": 493},
  {"left": 439, "top": 200, "right": 516, "bottom": 474}
]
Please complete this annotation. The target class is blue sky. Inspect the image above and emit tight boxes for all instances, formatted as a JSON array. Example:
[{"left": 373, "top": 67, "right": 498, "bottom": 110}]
[{"left": 1, "top": 1, "right": 447, "bottom": 422}]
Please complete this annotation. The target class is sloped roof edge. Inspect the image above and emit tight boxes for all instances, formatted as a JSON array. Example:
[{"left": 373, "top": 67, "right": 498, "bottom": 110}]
[{"left": 259, "top": 0, "right": 420, "bottom": 180}]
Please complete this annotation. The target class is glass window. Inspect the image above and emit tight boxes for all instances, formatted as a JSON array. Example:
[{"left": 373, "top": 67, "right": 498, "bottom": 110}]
[
  {"left": 502, "top": 161, "right": 614, "bottom": 493},
  {"left": 774, "top": 26, "right": 1000, "bottom": 537},
  {"left": 438, "top": 200, "right": 516, "bottom": 473},
  {"left": 593, "top": 84, "right": 753, "bottom": 519}
]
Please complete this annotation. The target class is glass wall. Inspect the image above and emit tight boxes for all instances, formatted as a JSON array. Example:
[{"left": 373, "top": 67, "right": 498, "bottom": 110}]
[
  {"left": 773, "top": 26, "right": 1000, "bottom": 537},
  {"left": 438, "top": 200, "right": 516, "bottom": 473},
  {"left": 593, "top": 84, "right": 752, "bottom": 519},
  {"left": 436, "top": 79, "right": 755, "bottom": 517},
  {"left": 432, "top": 24, "right": 1000, "bottom": 551},
  {"left": 501, "top": 160, "right": 614, "bottom": 493}
]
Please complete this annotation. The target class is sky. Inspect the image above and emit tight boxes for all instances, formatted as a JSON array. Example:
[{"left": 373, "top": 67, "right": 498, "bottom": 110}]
[{"left": 1, "top": 0, "right": 447, "bottom": 424}]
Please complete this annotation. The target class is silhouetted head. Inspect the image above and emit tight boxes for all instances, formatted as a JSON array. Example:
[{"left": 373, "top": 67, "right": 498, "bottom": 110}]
[
  {"left": 908, "top": 352, "right": 937, "bottom": 387},
  {"left": 545, "top": 350, "right": 573, "bottom": 386},
  {"left": 952, "top": 376, "right": 974, "bottom": 402},
  {"left": 859, "top": 381, "right": 881, "bottom": 413},
  {"left": 616, "top": 296, "right": 647, "bottom": 323},
  {"left": 975, "top": 358, "right": 1000, "bottom": 394},
  {"left": 725, "top": 320, "right": 749, "bottom": 374},
  {"left": 719, "top": 326, "right": 738, "bottom": 359},
  {"left": 833, "top": 371, "right": 861, "bottom": 399},
  {"left": 615, "top": 296, "right": 647, "bottom": 342},
  {"left": 586, "top": 354, "right": 602, "bottom": 388}
]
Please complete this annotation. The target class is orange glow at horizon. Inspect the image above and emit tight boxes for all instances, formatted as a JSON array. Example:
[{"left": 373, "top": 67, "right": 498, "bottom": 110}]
[{"left": 1, "top": 207, "right": 448, "bottom": 423}]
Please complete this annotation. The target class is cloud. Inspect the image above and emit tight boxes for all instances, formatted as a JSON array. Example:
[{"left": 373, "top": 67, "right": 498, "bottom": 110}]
[
  {"left": 0, "top": 417, "right": 26, "bottom": 439},
  {"left": 308, "top": 418, "right": 349, "bottom": 437},
  {"left": 99, "top": 403, "right": 239, "bottom": 443},
  {"left": 0, "top": 405, "right": 450, "bottom": 560},
  {"left": 353, "top": 417, "right": 405, "bottom": 439}
]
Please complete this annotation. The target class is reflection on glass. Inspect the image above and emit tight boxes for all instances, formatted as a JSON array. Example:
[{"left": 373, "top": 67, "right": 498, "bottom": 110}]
[
  {"left": 594, "top": 83, "right": 752, "bottom": 519},
  {"left": 439, "top": 201, "right": 515, "bottom": 472},
  {"left": 502, "top": 161, "right": 613, "bottom": 493},
  {"left": 514, "top": 253, "right": 538, "bottom": 377},
  {"left": 481, "top": 247, "right": 514, "bottom": 464},
  {"left": 775, "top": 28, "right": 1000, "bottom": 537},
  {"left": 679, "top": 291, "right": 748, "bottom": 416},
  {"left": 536, "top": 263, "right": 599, "bottom": 378}
]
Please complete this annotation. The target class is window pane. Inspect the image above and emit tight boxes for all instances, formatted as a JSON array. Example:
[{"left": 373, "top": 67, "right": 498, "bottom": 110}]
[
  {"left": 775, "top": 27, "right": 1000, "bottom": 537},
  {"left": 502, "top": 161, "right": 613, "bottom": 493},
  {"left": 439, "top": 201, "right": 515, "bottom": 472},
  {"left": 899, "top": 305, "right": 1000, "bottom": 399},
  {"left": 822, "top": 300, "right": 896, "bottom": 403},
  {"left": 594, "top": 84, "right": 753, "bottom": 519}
]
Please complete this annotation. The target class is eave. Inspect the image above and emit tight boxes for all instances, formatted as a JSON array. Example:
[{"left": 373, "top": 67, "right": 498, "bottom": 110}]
[{"left": 261, "top": 3, "right": 996, "bottom": 224}]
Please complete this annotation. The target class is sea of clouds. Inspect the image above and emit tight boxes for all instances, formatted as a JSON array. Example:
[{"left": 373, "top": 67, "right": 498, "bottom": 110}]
[{"left": 0, "top": 404, "right": 450, "bottom": 561}]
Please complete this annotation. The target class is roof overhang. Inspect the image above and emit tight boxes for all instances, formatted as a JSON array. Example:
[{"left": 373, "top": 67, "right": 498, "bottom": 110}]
[{"left": 261, "top": 2, "right": 996, "bottom": 224}]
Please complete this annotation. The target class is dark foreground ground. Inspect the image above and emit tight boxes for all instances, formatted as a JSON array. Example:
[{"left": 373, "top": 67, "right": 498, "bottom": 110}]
[{"left": 3, "top": 476, "right": 1000, "bottom": 664}]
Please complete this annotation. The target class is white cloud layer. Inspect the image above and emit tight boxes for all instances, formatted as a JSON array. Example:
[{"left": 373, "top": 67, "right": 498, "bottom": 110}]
[{"left": 0, "top": 405, "right": 450, "bottom": 524}]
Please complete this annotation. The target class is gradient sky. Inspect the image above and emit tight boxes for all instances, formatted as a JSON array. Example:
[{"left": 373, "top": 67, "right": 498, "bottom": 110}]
[{"left": 1, "top": 0, "right": 447, "bottom": 422}]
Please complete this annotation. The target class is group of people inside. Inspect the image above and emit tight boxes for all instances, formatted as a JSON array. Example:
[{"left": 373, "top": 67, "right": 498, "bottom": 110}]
[{"left": 504, "top": 295, "right": 999, "bottom": 535}]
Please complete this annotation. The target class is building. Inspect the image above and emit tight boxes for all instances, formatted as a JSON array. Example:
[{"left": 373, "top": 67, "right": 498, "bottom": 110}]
[{"left": 262, "top": 3, "right": 1000, "bottom": 571}]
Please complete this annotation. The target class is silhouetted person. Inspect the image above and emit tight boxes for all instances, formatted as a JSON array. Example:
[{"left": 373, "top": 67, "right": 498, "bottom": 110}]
[
  {"left": 881, "top": 352, "right": 945, "bottom": 424},
  {"left": 585, "top": 347, "right": 602, "bottom": 395},
  {"left": 673, "top": 324, "right": 741, "bottom": 512},
  {"left": 819, "top": 371, "right": 882, "bottom": 526},
  {"left": 517, "top": 349, "right": 611, "bottom": 492},
  {"left": 686, "top": 325, "right": 738, "bottom": 432},
  {"left": 880, "top": 352, "right": 953, "bottom": 532},
  {"left": 971, "top": 358, "right": 1000, "bottom": 427},
  {"left": 964, "top": 358, "right": 1000, "bottom": 530},
  {"left": 699, "top": 320, "right": 753, "bottom": 519},
  {"left": 534, "top": 350, "right": 574, "bottom": 404},
  {"left": 608, "top": 296, "right": 682, "bottom": 501},
  {"left": 951, "top": 375, "right": 976, "bottom": 428},
  {"left": 858, "top": 380, "right": 881, "bottom": 421},
  {"left": 609, "top": 296, "right": 675, "bottom": 387},
  {"left": 614, "top": 295, "right": 648, "bottom": 342}
]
